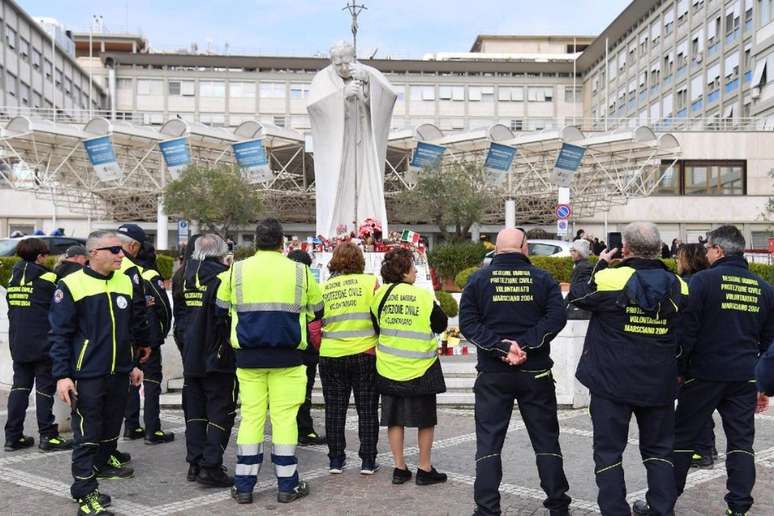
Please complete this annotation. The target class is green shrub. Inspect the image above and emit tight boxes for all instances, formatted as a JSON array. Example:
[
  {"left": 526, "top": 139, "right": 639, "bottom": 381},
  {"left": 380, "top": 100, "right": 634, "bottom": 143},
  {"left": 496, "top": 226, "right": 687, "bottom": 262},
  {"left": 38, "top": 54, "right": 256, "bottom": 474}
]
[
  {"left": 530, "top": 256, "right": 575, "bottom": 283},
  {"left": 0, "top": 257, "right": 20, "bottom": 288},
  {"left": 436, "top": 290, "right": 458, "bottom": 318},
  {"left": 428, "top": 242, "right": 486, "bottom": 281},
  {"left": 751, "top": 262, "right": 774, "bottom": 284},
  {"left": 455, "top": 266, "right": 480, "bottom": 289},
  {"left": 155, "top": 255, "right": 174, "bottom": 280},
  {"left": 234, "top": 245, "right": 255, "bottom": 262}
]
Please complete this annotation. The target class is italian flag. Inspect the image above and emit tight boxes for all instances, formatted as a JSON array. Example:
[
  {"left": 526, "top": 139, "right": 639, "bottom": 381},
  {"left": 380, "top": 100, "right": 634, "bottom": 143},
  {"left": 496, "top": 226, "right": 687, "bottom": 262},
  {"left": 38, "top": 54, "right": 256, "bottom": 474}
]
[{"left": 401, "top": 229, "right": 420, "bottom": 245}]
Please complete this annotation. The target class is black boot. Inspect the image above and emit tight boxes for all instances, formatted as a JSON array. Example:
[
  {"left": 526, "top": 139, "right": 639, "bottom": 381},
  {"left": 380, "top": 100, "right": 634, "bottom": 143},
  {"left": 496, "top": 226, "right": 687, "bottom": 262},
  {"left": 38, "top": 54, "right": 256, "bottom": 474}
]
[
  {"left": 277, "top": 480, "right": 310, "bottom": 503},
  {"left": 38, "top": 435, "right": 73, "bottom": 452},
  {"left": 4, "top": 435, "right": 34, "bottom": 451},
  {"left": 77, "top": 491, "right": 114, "bottom": 515},
  {"left": 632, "top": 499, "right": 657, "bottom": 515},
  {"left": 196, "top": 466, "right": 234, "bottom": 488},
  {"left": 392, "top": 467, "right": 412, "bottom": 485},
  {"left": 187, "top": 463, "right": 200, "bottom": 482},
  {"left": 111, "top": 450, "right": 131, "bottom": 466},
  {"left": 95, "top": 455, "right": 135, "bottom": 479},
  {"left": 231, "top": 486, "right": 253, "bottom": 504},
  {"left": 145, "top": 430, "right": 175, "bottom": 445},
  {"left": 123, "top": 427, "right": 145, "bottom": 440}
]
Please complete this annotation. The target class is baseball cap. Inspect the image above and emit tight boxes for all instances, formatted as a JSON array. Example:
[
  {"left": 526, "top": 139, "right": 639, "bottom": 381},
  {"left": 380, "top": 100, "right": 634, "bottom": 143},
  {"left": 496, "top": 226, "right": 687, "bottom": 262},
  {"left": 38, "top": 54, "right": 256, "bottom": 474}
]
[
  {"left": 117, "top": 224, "right": 147, "bottom": 243},
  {"left": 64, "top": 245, "right": 88, "bottom": 258}
]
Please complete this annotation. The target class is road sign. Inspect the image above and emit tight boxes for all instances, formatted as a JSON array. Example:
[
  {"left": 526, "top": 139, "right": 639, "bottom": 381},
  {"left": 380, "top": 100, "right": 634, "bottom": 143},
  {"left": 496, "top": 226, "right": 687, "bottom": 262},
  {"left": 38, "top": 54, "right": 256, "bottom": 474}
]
[
  {"left": 177, "top": 219, "right": 190, "bottom": 244},
  {"left": 557, "top": 219, "right": 569, "bottom": 236},
  {"left": 556, "top": 203, "right": 572, "bottom": 220}
]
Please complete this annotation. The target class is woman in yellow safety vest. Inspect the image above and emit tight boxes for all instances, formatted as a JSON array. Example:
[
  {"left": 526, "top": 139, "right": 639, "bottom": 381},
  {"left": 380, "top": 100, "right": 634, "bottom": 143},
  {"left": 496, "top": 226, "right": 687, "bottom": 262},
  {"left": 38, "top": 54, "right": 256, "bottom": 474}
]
[
  {"left": 372, "top": 247, "right": 448, "bottom": 486},
  {"left": 319, "top": 243, "right": 381, "bottom": 475}
]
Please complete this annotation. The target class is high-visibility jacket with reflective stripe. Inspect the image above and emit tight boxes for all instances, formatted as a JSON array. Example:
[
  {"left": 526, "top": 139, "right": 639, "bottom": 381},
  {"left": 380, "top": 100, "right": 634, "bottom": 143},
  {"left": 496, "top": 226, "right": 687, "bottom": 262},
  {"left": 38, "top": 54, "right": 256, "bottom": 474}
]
[
  {"left": 321, "top": 273, "right": 378, "bottom": 358},
  {"left": 371, "top": 282, "right": 437, "bottom": 382},
  {"left": 49, "top": 267, "right": 143, "bottom": 380},
  {"left": 215, "top": 251, "right": 324, "bottom": 369}
]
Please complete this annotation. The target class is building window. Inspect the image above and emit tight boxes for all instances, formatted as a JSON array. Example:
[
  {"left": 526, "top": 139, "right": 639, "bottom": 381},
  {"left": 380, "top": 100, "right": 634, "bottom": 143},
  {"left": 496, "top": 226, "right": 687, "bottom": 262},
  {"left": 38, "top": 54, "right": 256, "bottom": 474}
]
[
  {"left": 438, "top": 85, "right": 464, "bottom": 101},
  {"left": 498, "top": 86, "right": 524, "bottom": 102},
  {"left": 652, "top": 163, "right": 681, "bottom": 194},
  {"left": 65, "top": 78, "right": 72, "bottom": 96},
  {"left": 468, "top": 86, "right": 494, "bottom": 102},
  {"left": 19, "top": 38, "right": 29, "bottom": 62},
  {"left": 658, "top": 160, "right": 746, "bottom": 195},
  {"left": 259, "top": 82, "right": 286, "bottom": 98},
  {"left": 410, "top": 85, "right": 435, "bottom": 101},
  {"left": 32, "top": 49, "right": 41, "bottom": 70},
  {"left": 230, "top": 81, "right": 256, "bottom": 98},
  {"left": 169, "top": 80, "right": 195, "bottom": 96},
  {"left": 5, "top": 26, "right": 16, "bottom": 49},
  {"left": 289, "top": 83, "right": 311, "bottom": 99},
  {"left": 273, "top": 115, "right": 286, "bottom": 127},
  {"left": 137, "top": 79, "right": 163, "bottom": 96},
  {"left": 55, "top": 69, "right": 63, "bottom": 89},
  {"left": 761, "top": 0, "right": 774, "bottom": 26},
  {"left": 6, "top": 71, "right": 16, "bottom": 97},
  {"left": 117, "top": 78, "right": 132, "bottom": 91},
  {"left": 564, "top": 86, "right": 582, "bottom": 103},
  {"left": 751, "top": 231, "right": 773, "bottom": 249},
  {"left": 527, "top": 87, "right": 553, "bottom": 102},
  {"left": 510, "top": 119, "right": 523, "bottom": 131},
  {"left": 199, "top": 81, "right": 225, "bottom": 97},
  {"left": 19, "top": 82, "right": 29, "bottom": 105}
]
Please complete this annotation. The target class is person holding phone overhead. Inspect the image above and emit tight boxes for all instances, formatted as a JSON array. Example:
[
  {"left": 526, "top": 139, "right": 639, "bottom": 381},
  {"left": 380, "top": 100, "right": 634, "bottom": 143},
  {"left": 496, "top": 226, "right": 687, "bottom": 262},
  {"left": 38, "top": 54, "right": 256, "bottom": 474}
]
[{"left": 49, "top": 230, "right": 147, "bottom": 516}]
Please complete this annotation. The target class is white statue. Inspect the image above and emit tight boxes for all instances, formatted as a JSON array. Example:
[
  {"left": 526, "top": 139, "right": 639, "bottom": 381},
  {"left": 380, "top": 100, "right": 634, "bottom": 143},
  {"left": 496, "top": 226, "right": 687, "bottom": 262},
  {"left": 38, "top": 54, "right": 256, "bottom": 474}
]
[{"left": 307, "top": 40, "right": 397, "bottom": 238}]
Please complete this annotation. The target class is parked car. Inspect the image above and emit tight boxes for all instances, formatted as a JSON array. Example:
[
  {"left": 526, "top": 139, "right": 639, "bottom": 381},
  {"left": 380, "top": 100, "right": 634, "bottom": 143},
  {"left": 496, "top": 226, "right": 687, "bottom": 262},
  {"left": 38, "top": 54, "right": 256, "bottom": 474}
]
[
  {"left": 0, "top": 236, "right": 87, "bottom": 257},
  {"left": 482, "top": 239, "right": 571, "bottom": 266}
]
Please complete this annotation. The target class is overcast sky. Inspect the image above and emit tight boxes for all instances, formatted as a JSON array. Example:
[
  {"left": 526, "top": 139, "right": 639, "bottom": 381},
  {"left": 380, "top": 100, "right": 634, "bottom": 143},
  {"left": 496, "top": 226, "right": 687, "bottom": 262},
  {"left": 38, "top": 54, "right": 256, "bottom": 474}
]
[{"left": 22, "top": 0, "right": 631, "bottom": 58}]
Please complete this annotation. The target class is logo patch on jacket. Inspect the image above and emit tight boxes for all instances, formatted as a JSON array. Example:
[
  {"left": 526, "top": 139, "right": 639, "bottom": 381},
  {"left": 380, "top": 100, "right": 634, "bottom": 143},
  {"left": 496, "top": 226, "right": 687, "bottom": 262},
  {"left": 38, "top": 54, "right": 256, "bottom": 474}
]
[
  {"left": 54, "top": 289, "right": 64, "bottom": 303},
  {"left": 145, "top": 294, "right": 156, "bottom": 307},
  {"left": 132, "top": 273, "right": 140, "bottom": 285},
  {"left": 116, "top": 296, "right": 128, "bottom": 309}
]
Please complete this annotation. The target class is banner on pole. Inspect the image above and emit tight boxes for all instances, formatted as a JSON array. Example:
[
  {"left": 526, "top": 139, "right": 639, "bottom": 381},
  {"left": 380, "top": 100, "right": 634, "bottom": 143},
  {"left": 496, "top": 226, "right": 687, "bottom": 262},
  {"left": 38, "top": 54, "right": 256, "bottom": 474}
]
[
  {"left": 232, "top": 139, "right": 272, "bottom": 183},
  {"left": 159, "top": 136, "right": 191, "bottom": 178},
  {"left": 410, "top": 142, "right": 446, "bottom": 169},
  {"left": 550, "top": 143, "right": 586, "bottom": 188},
  {"left": 83, "top": 135, "right": 122, "bottom": 182},
  {"left": 484, "top": 142, "right": 517, "bottom": 184}
]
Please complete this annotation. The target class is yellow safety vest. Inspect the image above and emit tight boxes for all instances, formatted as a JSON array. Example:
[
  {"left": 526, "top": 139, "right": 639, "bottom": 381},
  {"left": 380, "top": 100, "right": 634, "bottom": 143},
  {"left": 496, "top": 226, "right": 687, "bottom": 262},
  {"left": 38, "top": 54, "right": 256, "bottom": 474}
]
[
  {"left": 321, "top": 273, "right": 378, "bottom": 358},
  {"left": 371, "top": 283, "right": 438, "bottom": 382},
  {"left": 215, "top": 251, "right": 323, "bottom": 352}
]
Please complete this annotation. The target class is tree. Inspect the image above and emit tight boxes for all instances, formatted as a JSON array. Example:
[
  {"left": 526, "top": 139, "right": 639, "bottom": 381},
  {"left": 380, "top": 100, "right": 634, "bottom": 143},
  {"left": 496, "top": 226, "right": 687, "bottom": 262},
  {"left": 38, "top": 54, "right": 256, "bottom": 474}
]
[
  {"left": 164, "top": 164, "right": 262, "bottom": 238},
  {"left": 399, "top": 161, "right": 490, "bottom": 241}
]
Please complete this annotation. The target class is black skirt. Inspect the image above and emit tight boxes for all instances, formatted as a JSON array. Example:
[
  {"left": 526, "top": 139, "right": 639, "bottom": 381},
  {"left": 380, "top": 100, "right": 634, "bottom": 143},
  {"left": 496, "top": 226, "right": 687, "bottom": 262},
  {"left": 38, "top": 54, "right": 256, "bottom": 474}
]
[{"left": 380, "top": 393, "right": 437, "bottom": 428}]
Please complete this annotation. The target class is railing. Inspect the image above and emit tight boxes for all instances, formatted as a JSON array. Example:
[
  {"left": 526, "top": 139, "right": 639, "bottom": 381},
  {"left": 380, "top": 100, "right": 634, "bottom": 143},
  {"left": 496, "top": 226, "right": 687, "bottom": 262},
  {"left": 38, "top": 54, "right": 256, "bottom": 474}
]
[{"left": 0, "top": 107, "right": 772, "bottom": 135}]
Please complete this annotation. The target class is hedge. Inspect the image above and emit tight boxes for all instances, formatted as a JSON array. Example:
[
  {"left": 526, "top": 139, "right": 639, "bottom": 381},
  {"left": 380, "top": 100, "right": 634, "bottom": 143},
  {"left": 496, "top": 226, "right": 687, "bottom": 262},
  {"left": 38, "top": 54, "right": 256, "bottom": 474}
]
[
  {"left": 455, "top": 266, "right": 479, "bottom": 290},
  {"left": 436, "top": 290, "right": 459, "bottom": 318},
  {"left": 0, "top": 255, "right": 175, "bottom": 288},
  {"left": 427, "top": 242, "right": 487, "bottom": 281}
]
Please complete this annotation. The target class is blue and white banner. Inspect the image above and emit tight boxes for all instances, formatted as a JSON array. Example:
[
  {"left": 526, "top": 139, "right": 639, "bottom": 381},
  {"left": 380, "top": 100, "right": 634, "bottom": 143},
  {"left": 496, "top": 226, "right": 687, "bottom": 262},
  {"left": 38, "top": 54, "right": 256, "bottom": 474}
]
[
  {"left": 410, "top": 142, "right": 446, "bottom": 169},
  {"left": 232, "top": 139, "right": 272, "bottom": 184},
  {"left": 484, "top": 142, "right": 517, "bottom": 185},
  {"left": 551, "top": 143, "right": 586, "bottom": 187},
  {"left": 83, "top": 135, "right": 122, "bottom": 182},
  {"left": 159, "top": 136, "right": 191, "bottom": 178}
]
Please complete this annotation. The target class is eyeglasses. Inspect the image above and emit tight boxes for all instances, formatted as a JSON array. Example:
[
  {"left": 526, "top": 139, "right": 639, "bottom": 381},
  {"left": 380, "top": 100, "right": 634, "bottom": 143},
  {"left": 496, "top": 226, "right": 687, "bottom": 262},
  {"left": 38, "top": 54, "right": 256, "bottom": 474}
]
[{"left": 93, "top": 246, "right": 123, "bottom": 255}]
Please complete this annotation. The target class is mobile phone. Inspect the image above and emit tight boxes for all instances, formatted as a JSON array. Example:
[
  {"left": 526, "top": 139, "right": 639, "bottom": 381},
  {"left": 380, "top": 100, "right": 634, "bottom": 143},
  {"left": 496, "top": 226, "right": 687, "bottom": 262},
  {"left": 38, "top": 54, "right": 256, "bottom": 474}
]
[
  {"left": 227, "top": 241, "right": 235, "bottom": 252},
  {"left": 607, "top": 232, "right": 623, "bottom": 259},
  {"left": 69, "top": 390, "right": 78, "bottom": 409}
]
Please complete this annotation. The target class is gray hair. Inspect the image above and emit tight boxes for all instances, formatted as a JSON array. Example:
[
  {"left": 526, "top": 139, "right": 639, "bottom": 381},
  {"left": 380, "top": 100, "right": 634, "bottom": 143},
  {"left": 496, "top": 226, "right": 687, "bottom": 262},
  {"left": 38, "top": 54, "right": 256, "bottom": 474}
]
[
  {"left": 707, "top": 225, "right": 745, "bottom": 256},
  {"left": 192, "top": 233, "right": 228, "bottom": 260},
  {"left": 117, "top": 233, "right": 138, "bottom": 245},
  {"left": 85, "top": 230, "right": 118, "bottom": 251},
  {"left": 622, "top": 221, "right": 662, "bottom": 259},
  {"left": 330, "top": 40, "right": 355, "bottom": 58}
]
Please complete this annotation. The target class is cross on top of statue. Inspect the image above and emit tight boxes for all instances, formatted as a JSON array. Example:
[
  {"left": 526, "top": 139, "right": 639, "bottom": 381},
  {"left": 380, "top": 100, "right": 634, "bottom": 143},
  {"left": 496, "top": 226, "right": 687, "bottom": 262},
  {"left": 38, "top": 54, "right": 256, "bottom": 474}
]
[{"left": 342, "top": 1, "right": 367, "bottom": 55}]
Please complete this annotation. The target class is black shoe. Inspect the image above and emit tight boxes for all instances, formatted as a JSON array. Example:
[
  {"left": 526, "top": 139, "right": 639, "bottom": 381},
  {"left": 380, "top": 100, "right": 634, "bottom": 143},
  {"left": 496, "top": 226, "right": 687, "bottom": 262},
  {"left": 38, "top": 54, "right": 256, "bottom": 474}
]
[
  {"left": 95, "top": 455, "right": 135, "bottom": 479},
  {"left": 231, "top": 486, "right": 253, "bottom": 504},
  {"left": 4, "top": 435, "right": 34, "bottom": 451},
  {"left": 73, "top": 492, "right": 112, "bottom": 508},
  {"left": 392, "top": 467, "right": 412, "bottom": 485},
  {"left": 197, "top": 466, "right": 234, "bottom": 488},
  {"left": 77, "top": 491, "right": 114, "bottom": 515},
  {"left": 187, "top": 463, "right": 201, "bottom": 482},
  {"left": 38, "top": 435, "right": 73, "bottom": 452},
  {"left": 360, "top": 461, "right": 380, "bottom": 475},
  {"left": 298, "top": 432, "right": 326, "bottom": 446},
  {"left": 277, "top": 480, "right": 310, "bottom": 503},
  {"left": 328, "top": 456, "right": 345, "bottom": 474},
  {"left": 415, "top": 466, "right": 447, "bottom": 486},
  {"left": 123, "top": 427, "right": 145, "bottom": 440},
  {"left": 690, "top": 453, "right": 714, "bottom": 469},
  {"left": 726, "top": 510, "right": 748, "bottom": 516},
  {"left": 632, "top": 499, "right": 656, "bottom": 515},
  {"left": 111, "top": 450, "right": 131, "bottom": 466},
  {"left": 145, "top": 430, "right": 175, "bottom": 445}
]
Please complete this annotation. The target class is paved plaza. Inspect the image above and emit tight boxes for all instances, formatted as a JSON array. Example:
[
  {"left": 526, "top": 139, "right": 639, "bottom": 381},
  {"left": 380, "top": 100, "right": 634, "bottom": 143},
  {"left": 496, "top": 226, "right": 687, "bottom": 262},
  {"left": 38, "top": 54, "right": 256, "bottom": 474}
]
[{"left": 0, "top": 389, "right": 773, "bottom": 515}]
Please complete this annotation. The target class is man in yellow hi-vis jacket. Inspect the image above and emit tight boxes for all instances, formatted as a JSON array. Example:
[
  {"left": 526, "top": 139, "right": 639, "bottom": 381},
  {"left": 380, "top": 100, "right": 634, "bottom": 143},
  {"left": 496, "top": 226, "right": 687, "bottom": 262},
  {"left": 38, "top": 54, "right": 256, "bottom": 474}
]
[{"left": 216, "top": 218, "right": 323, "bottom": 505}]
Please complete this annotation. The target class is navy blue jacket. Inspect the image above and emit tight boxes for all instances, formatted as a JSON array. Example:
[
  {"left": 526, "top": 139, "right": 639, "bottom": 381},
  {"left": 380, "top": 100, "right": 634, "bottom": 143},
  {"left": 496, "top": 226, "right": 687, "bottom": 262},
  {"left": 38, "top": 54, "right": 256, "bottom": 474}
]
[
  {"left": 141, "top": 265, "right": 172, "bottom": 349},
  {"left": 49, "top": 267, "right": 148, "bottom": 380},
  {"left": 572, "top": 258, "right": 688, "bottom": 406},
  {"left": 460, "top": 252, "right": 567, "bottom": 373},
  {"left": 682, "top": 255, "right": 774, "bottom": 382},
  {"left": 757, "top": 344, "right": 774, "bottom": 395},
  {"left": 6, "top": 260, "right": 57, "bottom": 363},
  {"left": 183, "top": 258, "right": 235, "bottom": 376}
]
